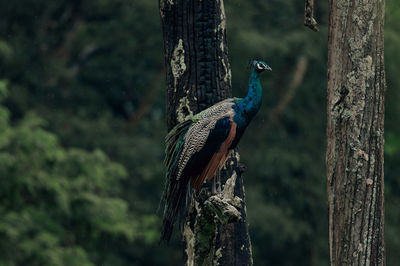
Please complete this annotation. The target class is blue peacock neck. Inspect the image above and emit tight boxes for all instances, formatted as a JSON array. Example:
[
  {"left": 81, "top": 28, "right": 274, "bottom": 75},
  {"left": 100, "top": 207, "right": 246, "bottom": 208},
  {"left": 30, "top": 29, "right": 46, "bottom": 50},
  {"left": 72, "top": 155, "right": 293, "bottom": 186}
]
[{"left": 237, "top": 68, "right": 263, "bottom": 121}]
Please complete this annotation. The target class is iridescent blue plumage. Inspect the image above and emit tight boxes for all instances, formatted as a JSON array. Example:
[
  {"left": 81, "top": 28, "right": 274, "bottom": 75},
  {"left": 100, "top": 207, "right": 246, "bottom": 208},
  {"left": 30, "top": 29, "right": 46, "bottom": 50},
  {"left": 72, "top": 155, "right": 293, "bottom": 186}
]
[
  {"left": 235, "top": 65, "right": 265, "bottom": 124},
  {"left": 160, "top": 60, "right": 271, "bottom": 242}
]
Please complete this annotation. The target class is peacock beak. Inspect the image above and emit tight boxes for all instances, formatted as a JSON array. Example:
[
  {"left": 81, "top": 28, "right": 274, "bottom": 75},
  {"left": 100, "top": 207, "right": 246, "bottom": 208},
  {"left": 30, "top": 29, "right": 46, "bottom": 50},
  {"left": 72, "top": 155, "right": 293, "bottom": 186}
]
[{"left": 265, "top": 65, "right": 272, "bottom": 71}]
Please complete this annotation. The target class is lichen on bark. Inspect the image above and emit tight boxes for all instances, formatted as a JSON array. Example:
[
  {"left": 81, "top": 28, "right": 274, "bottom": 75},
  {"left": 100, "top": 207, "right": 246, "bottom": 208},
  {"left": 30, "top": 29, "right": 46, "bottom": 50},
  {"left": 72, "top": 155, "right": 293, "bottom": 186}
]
[
  {"left": 326, "top": 0, "right": 386, "bottom": 265},
  {"left": 171, "top": 39, "right": 186, "bottom": 88},
  {"left": 176, "top": 95, "right": 193, "bottom": 123},
  {"left": 192, "top": 167, "right": 242, "bottom": 266}
]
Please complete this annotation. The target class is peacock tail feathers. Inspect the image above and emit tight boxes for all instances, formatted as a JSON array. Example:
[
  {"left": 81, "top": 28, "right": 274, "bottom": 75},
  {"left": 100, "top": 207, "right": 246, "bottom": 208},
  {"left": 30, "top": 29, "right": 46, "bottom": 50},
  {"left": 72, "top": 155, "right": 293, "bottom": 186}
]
[
  {"left": 160, "top": 118, "right": 193, "bottom": 242},
  {"left": 164, "top": 119, "right": 192, "bottom": 177}
]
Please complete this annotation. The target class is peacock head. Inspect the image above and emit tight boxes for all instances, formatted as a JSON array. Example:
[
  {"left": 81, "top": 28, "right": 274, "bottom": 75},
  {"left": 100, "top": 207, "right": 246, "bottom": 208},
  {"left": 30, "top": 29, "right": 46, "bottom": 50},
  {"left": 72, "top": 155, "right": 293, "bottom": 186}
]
[{"left": 249, "top": 60, "right": 272, "bottom": 73}]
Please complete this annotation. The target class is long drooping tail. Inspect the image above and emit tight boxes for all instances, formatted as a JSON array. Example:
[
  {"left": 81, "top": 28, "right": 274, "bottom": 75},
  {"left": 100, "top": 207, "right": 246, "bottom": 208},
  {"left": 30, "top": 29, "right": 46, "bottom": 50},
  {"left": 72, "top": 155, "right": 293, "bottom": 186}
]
[{"left": 160, "top": 119, "right": 193, "bottom": 242}]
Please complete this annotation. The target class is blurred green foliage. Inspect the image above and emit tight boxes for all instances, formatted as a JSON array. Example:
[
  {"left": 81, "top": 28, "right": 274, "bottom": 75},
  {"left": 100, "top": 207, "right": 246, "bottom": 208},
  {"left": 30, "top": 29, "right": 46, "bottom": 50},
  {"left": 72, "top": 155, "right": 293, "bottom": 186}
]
[{"left": 0, "top": 0, "right": 399, "bottom": 265}]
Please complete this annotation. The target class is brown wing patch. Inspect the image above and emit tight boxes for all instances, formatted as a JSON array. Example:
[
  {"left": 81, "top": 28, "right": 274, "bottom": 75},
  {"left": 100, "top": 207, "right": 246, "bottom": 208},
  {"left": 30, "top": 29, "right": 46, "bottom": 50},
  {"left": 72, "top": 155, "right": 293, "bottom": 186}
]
[{"left": 192, "top": 120, "right": 237, "bottom": 191}]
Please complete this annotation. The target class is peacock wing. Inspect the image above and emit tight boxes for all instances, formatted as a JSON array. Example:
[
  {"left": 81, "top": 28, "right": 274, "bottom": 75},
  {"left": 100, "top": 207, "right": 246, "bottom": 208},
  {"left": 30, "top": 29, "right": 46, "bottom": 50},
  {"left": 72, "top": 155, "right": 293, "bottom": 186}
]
[
  {"left": 160, "top": 99, "right": 236, "bottom": 242},
  {"left": 180, "top": 115, "right": 237, "bottom": 190}
]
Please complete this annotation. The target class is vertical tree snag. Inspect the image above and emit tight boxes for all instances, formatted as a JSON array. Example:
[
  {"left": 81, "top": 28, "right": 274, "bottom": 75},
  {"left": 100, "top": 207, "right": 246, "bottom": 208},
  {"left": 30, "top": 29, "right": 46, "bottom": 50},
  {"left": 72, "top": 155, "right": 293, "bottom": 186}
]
[
  {"left": 304, "top": 0, "right": 319, "bottom": 32},
  {"left": 159, "top": 1, "right": 253, "bottom": 265},
  {"left": 326, "top": 0, "right": 386, "bottom": 265}
]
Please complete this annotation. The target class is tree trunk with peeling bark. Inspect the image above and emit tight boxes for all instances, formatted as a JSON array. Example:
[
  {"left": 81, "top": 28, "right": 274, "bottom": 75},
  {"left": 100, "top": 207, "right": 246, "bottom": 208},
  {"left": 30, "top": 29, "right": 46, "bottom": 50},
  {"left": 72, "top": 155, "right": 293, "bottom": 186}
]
[
  {"left": 159, "top": 0, "right": 253, "bottom": 265},
  {"left": 326, "top": 0, "right": 386, "bottom": 265}
]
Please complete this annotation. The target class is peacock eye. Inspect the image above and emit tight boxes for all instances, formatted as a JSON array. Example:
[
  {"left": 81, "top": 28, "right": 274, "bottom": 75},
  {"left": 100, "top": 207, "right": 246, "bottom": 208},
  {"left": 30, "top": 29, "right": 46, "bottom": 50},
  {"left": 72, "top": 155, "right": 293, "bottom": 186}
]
[{"left": 257, "top": 63, "right": 262, "bottom": 69}]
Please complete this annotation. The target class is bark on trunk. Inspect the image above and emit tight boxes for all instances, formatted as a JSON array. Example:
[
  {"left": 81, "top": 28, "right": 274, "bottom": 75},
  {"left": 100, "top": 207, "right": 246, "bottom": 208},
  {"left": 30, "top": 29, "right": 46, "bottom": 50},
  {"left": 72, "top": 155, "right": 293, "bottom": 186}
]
[
  {"left": 326, "top": 0, "right": 386, "bottom": 265},
  {"left": 159, "top": 0, "right": 252, "bottom": 265}
]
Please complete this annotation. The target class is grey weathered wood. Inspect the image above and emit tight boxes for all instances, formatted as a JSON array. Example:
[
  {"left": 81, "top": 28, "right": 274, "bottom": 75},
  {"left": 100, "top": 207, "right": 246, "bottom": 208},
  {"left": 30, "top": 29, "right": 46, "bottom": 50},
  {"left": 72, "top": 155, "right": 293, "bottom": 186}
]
[
  {"left": 159, "top": 0, "right": 253, "bottom": 265},
  {"left": 326, "top": 0, "right": 386, "bottom": 265}
]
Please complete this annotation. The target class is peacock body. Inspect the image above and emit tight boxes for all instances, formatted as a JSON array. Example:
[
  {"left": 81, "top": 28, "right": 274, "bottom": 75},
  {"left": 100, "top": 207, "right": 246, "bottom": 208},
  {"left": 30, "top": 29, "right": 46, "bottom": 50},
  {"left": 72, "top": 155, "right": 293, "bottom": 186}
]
[{"left": 161, "top": 60, "right": 271, "bottom": 242}]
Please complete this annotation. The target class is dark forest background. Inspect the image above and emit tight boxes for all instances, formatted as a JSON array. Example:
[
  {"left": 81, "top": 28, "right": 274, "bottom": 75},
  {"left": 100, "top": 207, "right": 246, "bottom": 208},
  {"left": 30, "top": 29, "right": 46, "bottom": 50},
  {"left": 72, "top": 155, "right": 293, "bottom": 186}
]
[{"left": 0, "top": 0, "right": 399, "bottom": 265}]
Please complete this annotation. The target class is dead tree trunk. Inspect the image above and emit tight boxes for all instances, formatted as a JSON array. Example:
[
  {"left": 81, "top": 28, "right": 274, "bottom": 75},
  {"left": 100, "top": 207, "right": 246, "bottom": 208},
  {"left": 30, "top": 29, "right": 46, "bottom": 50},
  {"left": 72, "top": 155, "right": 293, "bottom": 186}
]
[
  {"left": 159, "top": 0, "right": 252, "bottom": 265},
  {"left": 326, "top": 0, "right": 386, "bottom": 265}
]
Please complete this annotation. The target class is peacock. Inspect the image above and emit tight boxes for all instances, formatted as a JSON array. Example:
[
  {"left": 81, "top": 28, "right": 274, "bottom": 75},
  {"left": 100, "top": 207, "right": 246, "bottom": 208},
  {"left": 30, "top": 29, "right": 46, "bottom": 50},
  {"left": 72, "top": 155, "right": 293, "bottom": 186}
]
[{"left": 160, "top": 60, "right": 271, "bottom": 242}]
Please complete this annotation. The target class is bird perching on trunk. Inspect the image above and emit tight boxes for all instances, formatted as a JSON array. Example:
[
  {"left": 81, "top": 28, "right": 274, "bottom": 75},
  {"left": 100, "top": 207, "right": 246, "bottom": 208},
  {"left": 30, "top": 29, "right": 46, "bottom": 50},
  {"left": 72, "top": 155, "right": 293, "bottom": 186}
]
[{"left": 161, "top": 60, "right": 271, "bottom": 242}]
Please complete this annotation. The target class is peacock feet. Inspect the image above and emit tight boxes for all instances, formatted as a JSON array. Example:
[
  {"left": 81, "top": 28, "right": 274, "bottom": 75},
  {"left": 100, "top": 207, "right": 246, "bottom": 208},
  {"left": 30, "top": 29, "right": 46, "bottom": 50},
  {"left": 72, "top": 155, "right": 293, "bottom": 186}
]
[
  {"left": 217, "top": 170, "right": 222, "bottom": 194},
  {"left": 211, "top": 171, "right": 223, "bottom": 195},
  {"left": 212, "top": 176, "right": 217, "bottom": 195}
]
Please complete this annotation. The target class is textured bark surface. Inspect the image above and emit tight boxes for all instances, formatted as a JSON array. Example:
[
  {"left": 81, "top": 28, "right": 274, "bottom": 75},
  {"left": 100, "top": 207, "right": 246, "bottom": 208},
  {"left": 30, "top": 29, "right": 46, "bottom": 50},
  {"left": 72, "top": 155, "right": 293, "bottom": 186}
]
[
  {"left": 159, "top": 0, "right": 252, "bottom": 265},
  {"left": 326, "top": 0, "right": 386, "bottom": 265},
  {"left": 304, "top": 0, "right": 319, "bottom": 32}
]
